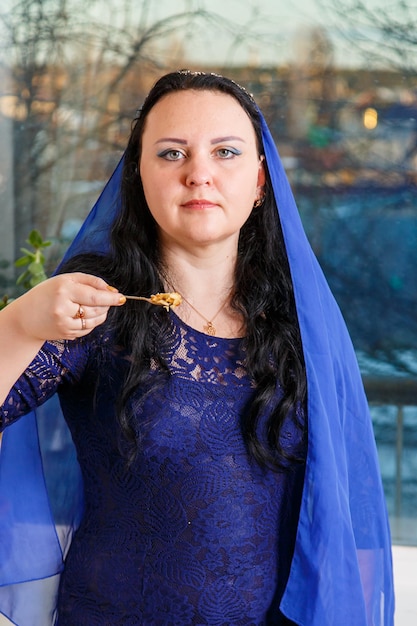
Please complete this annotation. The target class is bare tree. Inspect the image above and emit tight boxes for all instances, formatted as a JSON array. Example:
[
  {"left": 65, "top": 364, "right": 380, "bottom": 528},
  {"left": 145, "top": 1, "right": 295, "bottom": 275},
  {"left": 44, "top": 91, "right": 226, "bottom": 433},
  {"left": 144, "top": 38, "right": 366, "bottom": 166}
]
[
  {"left": 287, "top": 8, "right": 417, "bottom": 374},
  {"left": 328, "top": 0, "right": 417, "bottom": 179},
  {"left": 0, "top": 0, "right": 252, "bottom": 270},
  {"left": 321, "top": 0, "right": 417, "bottom": 73}
]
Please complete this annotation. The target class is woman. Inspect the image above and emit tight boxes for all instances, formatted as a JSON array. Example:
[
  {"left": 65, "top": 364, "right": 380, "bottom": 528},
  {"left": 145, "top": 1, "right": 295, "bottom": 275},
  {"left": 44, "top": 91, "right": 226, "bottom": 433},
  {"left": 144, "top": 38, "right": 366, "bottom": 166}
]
[{"left": 0, "top": 71, "right": 394, "bottom": 625}]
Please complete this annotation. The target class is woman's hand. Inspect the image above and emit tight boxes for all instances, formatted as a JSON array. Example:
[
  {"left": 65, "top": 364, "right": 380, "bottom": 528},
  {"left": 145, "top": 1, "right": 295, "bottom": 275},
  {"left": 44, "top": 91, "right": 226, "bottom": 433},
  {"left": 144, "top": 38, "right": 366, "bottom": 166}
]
[
  {"left": 0, "top": 273, "right": 126, "bottom": 405},
  {"left": 8, "top": 272, "right": 126, "bottom": 342}
]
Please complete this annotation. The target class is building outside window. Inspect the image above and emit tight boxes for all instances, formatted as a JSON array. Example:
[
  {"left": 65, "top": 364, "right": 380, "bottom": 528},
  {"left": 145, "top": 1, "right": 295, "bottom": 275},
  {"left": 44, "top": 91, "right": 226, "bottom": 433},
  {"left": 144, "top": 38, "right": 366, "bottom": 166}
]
[{"left": 0, "top": 1, "right": 416, "bottom": 623}]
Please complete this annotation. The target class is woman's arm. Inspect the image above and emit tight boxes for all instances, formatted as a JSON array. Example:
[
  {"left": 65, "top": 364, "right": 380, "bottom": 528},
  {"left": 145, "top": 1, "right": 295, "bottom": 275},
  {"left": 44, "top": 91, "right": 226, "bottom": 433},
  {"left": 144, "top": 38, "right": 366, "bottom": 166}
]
[{"left": 0, "top": 272, "right": 125, "bottom": 406}]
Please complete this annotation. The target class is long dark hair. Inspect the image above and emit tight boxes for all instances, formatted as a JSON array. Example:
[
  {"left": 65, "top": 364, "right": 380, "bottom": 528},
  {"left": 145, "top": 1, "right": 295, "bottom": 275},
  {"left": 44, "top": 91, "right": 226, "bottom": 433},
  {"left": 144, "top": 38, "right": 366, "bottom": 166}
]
[{"left": 64, "top": 70, "right": 307, "bottom": 469}]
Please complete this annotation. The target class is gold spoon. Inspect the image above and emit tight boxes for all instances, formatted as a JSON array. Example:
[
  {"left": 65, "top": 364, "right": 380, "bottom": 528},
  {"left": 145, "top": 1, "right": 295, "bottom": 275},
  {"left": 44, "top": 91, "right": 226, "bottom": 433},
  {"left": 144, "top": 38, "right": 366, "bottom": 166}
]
[{"left": 123, "top": 292, "right": 182, "bottom": 312}]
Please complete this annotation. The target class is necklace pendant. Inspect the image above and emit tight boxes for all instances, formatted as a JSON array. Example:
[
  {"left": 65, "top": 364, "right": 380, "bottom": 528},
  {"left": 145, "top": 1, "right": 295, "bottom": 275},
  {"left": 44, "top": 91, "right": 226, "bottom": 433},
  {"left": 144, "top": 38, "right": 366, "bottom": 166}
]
[{"left": 204, "top": 322, "right": 216, "bottom": 336}]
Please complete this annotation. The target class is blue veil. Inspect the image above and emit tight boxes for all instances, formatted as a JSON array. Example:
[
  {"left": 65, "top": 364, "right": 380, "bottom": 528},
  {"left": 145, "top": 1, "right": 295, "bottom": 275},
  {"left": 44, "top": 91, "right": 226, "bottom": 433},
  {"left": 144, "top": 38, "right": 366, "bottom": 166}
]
[{"left": 0, "top": 110, "right": 394, "bottom": 625}]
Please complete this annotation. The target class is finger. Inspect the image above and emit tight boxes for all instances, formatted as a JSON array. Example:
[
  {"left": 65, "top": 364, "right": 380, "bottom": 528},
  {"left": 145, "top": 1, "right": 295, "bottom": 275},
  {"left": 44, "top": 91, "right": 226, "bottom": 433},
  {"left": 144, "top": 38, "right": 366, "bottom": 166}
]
[
  {"left": 70, "top": 310, "right": 110, "bottom": 339},
  {"left": 70, "top": 298, "right": 122, "bottom": 335},
  {"left": 14, "top": 274, "right": 125, "bottom": 343},
  {"left": 70, "top": 295, "right": 125, "bottom": 325},
  {"left": 70, "top": 286, "right": 126, "bottom": 310},
  {"left": 77, "top": 316, "right": 87, "bottom": 331},
  {"left": 64, "top": 272, "right": 118, "bottom": 292},
  {"left": 73, "top": 304, "right": 86, "bottom": 320},
  {"left": 56, "top": 272, "right": 124, "bottom": 310}
]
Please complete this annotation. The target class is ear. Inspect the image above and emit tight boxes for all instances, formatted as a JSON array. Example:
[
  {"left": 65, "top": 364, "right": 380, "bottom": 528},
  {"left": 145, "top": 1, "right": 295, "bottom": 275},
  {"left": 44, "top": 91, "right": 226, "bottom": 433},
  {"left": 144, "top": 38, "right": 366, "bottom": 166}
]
[{"left": 257, "top": 154, "right": 266, "bottom": 190}]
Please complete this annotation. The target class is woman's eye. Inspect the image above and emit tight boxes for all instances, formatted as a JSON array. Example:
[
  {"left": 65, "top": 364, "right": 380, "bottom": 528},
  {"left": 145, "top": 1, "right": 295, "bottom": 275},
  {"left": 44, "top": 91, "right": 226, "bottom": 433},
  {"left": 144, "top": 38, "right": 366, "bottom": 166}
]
[
  {"left": 158, "top": 149, "right": 185, "bottom": 161},
  {"left": 216, "top": 147, "right": 241, "bottom": 159}
]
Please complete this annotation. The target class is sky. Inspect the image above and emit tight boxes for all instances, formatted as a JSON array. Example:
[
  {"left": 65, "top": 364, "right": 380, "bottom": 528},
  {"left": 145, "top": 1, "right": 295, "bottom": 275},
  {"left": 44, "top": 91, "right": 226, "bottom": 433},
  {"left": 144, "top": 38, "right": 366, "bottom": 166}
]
[
  {"left": 143, "top": 0, "right": 332, "bottom": 66},
  {"left": 1, "top": 0, "right": 410, "bottom": 70},
  {"left": 139, "top": 0, "right": 386, "bottom": 68}
]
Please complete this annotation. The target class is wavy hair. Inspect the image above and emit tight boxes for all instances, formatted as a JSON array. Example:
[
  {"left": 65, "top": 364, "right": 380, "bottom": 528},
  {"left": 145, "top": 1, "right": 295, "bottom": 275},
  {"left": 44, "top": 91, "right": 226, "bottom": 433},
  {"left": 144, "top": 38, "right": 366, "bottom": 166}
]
[{"left": 63, "top": 70, "right": 307, "bottom": 469}]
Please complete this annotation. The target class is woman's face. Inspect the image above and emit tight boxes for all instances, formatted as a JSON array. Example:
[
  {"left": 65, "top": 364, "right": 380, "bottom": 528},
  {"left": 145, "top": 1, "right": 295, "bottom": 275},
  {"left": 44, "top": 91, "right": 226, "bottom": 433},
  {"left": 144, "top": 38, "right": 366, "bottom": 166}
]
[{"left": 139, "top": 89, "right": 265, "bottom": 254}]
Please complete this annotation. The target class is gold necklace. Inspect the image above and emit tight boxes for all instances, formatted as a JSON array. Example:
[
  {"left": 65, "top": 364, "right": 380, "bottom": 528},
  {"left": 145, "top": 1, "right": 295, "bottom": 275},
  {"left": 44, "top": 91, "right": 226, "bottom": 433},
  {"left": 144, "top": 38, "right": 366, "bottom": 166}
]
[
  {"left": 162, "top": 272, "right": 231, "bottom": 336},
  {"left": 179, "top": 294, "right": 229, "bottom": 336}
]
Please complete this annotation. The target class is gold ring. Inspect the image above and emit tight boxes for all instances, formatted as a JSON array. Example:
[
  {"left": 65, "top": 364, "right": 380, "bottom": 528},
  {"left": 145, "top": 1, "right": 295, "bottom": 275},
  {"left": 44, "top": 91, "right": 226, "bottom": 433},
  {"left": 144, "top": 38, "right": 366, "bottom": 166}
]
[
  {"left": 81, "top": 317, "right": 86, "bottom": 330},
  {"left": 74, "top": 305, "right": 85, "bottom": 319}
]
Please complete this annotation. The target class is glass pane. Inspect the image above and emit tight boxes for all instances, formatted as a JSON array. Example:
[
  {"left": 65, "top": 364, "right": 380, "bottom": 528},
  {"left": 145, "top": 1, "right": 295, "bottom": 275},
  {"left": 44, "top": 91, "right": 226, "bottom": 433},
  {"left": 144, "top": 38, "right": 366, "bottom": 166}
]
[{"left": 1, "top": 0, "right": 416, "bottom": 548}]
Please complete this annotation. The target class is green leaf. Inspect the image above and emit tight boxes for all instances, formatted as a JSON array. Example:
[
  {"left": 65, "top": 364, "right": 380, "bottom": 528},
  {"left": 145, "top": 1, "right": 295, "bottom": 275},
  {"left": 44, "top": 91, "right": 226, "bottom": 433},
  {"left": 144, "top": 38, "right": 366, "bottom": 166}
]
[
  {"left": 28, "top": 261, "right": 44, "bottom": 275},
  {"left": 2, "top": 230, "right": 50, "bottom": 303},
  {"left": 16, "top": 270, "right": 30, "bottom": 286},
  {"left": 15, "top": 255, "right": 32, "bottom": 267},
  {"left": 18, "top": 248, "right": 35, "bottom": 257},
  {"left": 30, "top": 274, "right": 46, "bottom": 287},
  {"left": 27, "top": 230, "right": 43, "bottom": 247},
  {"left": 27, "top": 230, "right": 52, "bottom": 250}
]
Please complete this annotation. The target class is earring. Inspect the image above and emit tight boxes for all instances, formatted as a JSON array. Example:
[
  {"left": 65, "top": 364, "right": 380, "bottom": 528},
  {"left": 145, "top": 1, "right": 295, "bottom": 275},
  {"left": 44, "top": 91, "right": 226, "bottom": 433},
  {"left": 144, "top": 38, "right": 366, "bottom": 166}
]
[{"left": 253, "top": 196, "right": 264, "bottom": 209}]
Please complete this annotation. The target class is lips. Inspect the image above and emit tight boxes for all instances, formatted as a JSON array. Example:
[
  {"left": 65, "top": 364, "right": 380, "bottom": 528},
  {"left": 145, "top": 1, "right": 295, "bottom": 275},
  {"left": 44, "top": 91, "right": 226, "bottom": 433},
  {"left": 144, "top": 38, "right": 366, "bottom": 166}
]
[{"left": 181, "top": 199, "right": 218, "bottom": 209}]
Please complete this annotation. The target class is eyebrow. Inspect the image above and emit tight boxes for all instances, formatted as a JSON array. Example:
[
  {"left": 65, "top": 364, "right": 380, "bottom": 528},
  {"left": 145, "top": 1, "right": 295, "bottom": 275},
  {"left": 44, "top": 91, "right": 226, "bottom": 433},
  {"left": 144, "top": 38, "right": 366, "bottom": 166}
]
[
  {"left": 154, "top": 135, "right": 246, "bottom": 145},
  {"left": 155, "top": 137, "right": 187, "bottom": 145},
  {"left": 211, "top": 135, "right": 246, "bottom": 144}
]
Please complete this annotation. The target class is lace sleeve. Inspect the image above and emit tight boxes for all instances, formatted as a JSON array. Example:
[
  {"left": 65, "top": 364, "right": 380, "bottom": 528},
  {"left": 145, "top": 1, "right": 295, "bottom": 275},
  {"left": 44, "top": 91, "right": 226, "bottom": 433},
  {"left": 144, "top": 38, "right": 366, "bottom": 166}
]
[{"left": 0, "top": 337, "right": 89, "bottom": 431}]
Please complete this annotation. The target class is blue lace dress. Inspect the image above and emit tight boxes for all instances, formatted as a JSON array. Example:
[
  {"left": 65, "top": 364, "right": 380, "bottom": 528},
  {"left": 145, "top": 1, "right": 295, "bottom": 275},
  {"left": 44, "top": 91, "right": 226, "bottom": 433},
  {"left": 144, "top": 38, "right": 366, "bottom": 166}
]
[{"left": 1, "top": 313, "right": 305, "bottom": 625}]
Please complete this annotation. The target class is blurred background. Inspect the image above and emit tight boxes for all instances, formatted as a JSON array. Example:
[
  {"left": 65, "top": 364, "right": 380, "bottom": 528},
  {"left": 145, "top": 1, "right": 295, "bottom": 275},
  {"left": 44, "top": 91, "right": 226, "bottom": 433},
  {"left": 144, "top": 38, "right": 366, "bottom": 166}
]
[{"left": 0, "top": 0, "right": 416, "bottom": 549}]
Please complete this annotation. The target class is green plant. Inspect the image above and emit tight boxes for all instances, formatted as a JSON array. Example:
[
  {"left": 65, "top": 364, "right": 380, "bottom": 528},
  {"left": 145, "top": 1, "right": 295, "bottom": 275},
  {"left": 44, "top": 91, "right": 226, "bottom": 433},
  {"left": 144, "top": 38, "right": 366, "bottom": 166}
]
[
  {"left": 15, "top": 230, "right": 51, "bottom": 289},
  {"left": 0, "top": 230, "right": 50, "bottom": 310}
]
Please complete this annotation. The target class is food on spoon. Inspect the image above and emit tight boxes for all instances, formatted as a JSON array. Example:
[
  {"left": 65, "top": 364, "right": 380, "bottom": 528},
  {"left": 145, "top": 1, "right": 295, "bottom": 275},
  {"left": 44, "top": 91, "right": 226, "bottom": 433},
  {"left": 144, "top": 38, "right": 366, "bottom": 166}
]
[{"left": 124, "top": 292, "right": 182, "bottom": 311}]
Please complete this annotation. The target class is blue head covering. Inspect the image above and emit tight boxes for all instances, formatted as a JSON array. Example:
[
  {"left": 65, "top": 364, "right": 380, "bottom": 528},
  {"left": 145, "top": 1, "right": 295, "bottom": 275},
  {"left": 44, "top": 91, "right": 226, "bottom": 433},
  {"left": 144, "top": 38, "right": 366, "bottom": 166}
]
[
  {"left": 261, "top": 115, "right": 394, "bottom": 624},
  {"left": 0, "top": 96, "right": 394, "bottom": 625}
]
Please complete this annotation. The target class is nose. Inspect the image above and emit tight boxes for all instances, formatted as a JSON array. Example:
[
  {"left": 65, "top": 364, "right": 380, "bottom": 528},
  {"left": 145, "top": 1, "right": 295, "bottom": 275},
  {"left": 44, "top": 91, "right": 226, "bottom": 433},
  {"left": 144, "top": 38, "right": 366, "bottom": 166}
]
[{"left": 185, "top": 155, "right": 213, "bottom": 186}]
